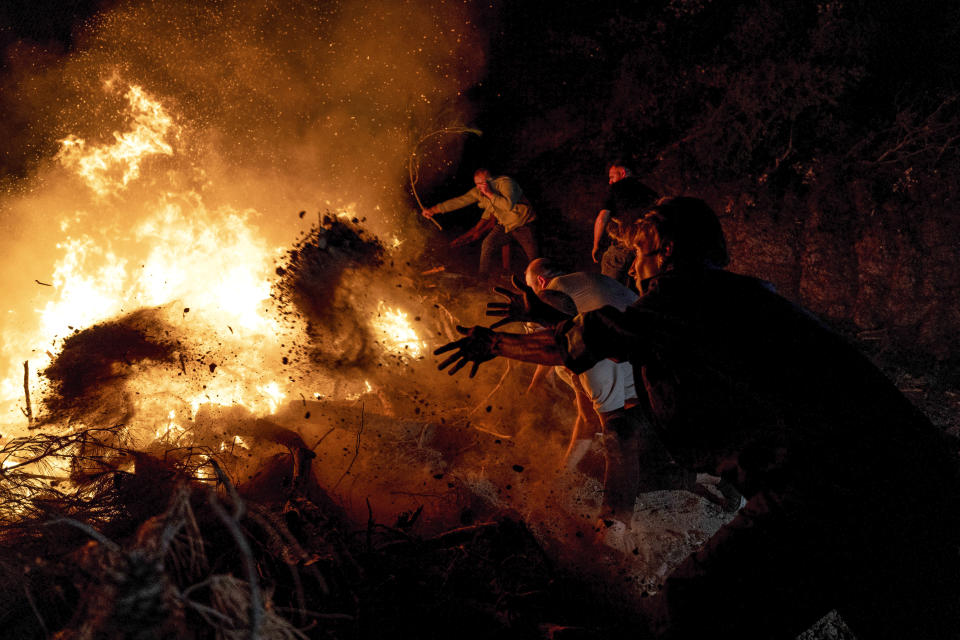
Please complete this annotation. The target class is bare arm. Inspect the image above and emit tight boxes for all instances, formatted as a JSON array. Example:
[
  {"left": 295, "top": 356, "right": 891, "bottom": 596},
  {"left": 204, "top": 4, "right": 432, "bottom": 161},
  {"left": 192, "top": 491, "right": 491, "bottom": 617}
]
[
  {"left": 435, "top": 325, "right": 563, "bottom": 377},
  {"left": 493, "top": 329, "right": 565, "bottom": 365},
  {"left": 592, "top": 209, "right": 611, "bottom": 262},
  {"left": 451, "top": 215, "right": 496, "bottom": 247}
]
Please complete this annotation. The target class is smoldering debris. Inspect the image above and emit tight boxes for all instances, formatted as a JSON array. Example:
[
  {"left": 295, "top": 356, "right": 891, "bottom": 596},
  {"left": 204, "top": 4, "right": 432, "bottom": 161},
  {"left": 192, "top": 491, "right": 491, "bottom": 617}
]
[
  {"left": 274, "top": 214, "right": 386, "bottom": 371},
  {"left": 41, "top": 307, "right": 177, "bottom": 421},
  {"left": 0, "top": 426, "right": 626, "bottom": 640}
]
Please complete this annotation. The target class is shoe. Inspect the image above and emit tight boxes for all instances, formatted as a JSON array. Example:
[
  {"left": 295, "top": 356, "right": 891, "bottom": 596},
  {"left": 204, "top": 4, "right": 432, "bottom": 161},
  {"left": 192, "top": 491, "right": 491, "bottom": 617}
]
[
  {"left": 716, "top": 479, "right": 745, "bottom": 512},
  {"left": 595, "top": 517, "right": 634, "bottom": 554}
]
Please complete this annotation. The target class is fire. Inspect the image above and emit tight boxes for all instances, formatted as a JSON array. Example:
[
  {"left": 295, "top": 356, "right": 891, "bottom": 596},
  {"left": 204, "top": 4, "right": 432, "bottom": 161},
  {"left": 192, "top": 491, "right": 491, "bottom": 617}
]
[
  {"left": 2, "top": 81, "right": 291, "bottom": 439},
  {"left": 219, "top": 435, "right": 249, "bottom": 452},
  {"left": 2, "top": 75, "right": 427, "bottom": 476},
  {"left": 155, "top": 409, "right": 186, "bottom": 442},
  {"left": 372, "top": 302, "right": 425, "bottom": 358},
  {"left": 255, "top": 382, "right": 285, "bottom": 414},
  {"left": 56, "top": 84, "right": 179, "bottom": 197}
]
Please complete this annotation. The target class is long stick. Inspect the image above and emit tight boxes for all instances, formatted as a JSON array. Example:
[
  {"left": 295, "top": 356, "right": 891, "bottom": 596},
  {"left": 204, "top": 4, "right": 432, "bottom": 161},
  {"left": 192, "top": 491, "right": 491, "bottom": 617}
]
[
  {"left": 408, "top": 126, "right": 483, "bottom": 231},
  {"left": 22, "top": 361, "right": 32, "bottom": 425},
  {"left": 333, "top": 403, "right": 364, "bottom": 490},
  {"left": 409, "top": 153, "right": 443, "bottom": 230}
]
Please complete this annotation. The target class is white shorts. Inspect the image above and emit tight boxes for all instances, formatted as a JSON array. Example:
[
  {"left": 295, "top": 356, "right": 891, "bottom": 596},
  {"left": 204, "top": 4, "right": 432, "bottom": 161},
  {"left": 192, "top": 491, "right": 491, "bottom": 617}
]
[{"left": 579, "top": 359, "right": 636, "bottom": 414}]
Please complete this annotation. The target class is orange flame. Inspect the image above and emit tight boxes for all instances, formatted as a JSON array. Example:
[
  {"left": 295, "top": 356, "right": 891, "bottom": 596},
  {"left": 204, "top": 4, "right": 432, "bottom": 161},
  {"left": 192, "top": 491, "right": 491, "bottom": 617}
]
[
  {"left": 56, "top": 85, "right": 179, "bottom": 197},
  {"left": 371, "top": 302, "right": 425, "bottom": 359}
]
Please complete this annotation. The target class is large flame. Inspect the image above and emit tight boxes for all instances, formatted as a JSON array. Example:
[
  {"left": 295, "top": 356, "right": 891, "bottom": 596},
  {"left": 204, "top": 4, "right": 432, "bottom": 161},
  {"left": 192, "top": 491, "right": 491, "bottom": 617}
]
[
  {"left": 1, "top": 78, "right": 432, "bottom": 463},
  {"left": 1, "top": 83, "right": 290, "bottom": 439},
  {"left": 56, "top": 84, "right": 179, "bottom": 197}
]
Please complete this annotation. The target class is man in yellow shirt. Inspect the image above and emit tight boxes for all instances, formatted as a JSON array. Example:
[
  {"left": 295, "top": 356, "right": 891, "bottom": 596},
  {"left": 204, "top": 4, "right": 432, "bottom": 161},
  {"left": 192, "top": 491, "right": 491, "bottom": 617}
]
[{"left": 422, "top": 168, "right": 539, "bottom": 278}]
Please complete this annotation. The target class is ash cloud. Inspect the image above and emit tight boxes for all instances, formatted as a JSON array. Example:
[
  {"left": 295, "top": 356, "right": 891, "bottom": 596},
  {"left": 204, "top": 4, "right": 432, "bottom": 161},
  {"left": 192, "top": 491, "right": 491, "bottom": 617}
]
[
  {"left": 1, "top": 0, "right": 487, "bottom": 242},
  {"left": 40, "top": 307, "right": 176, "bottom": 422}
]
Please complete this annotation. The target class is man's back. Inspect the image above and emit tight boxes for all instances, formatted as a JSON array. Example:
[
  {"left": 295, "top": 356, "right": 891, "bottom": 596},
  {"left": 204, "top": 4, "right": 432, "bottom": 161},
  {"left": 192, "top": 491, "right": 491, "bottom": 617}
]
[
  {"left": 546, "top": 272, "right": 637, "bottom": 314},
  {"left": 546, "top": 271, "right": 640, "bottom": 416},
  {"left": 562, "top": 266, "right": 960, "bottom": 638}
]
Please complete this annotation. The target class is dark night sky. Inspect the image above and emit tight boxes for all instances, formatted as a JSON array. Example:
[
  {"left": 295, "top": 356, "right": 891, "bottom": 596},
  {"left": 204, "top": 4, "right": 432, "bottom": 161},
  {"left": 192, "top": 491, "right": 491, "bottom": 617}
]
[{"left": 0, "top": 0, "right": 102, "bottom": 51}]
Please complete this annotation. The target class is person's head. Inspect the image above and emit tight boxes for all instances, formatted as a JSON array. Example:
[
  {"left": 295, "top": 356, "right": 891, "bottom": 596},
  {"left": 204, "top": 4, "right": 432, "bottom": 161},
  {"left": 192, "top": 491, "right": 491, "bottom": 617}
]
[
  {"left": 524, "top": 258, "right": 567, "bottom": 293},
  {"left": 607, "top": 159, "right": 634, "bottom": 184},
  {"left": 627, "top": 196, "right": 729, "bottom": 286},
  {"left": 474, "top": 168, "right": 492, "bottom": 188}
]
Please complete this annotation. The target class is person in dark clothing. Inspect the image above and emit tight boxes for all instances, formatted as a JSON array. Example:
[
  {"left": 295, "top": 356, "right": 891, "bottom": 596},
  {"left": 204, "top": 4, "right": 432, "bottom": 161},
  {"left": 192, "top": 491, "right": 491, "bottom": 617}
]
[
  {"left": 591, "top": 161, "right": 658, "bottom": 285},
  {"left": 435, "top": 197, "right": 960, "bottom": 639}
]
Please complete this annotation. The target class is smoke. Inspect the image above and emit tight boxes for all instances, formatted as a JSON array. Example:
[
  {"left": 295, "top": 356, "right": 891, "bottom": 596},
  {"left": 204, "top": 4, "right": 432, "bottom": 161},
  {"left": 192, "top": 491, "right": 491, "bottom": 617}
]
[
  {"left": 2, "top": 0, "right": 485, "bottom": 235},
  {"left": 0, "top": 0, "right": 487, "bottom": 426}
]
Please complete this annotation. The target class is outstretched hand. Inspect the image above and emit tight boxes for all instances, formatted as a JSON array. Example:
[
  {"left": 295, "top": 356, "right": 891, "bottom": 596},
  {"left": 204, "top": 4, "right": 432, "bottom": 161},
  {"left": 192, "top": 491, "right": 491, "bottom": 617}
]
[
  {"left": 434, "top": 325, "right": 498, "bottom": 377},
  {"left": 485, "top": 275, "right": 570, "bottom": 329}
]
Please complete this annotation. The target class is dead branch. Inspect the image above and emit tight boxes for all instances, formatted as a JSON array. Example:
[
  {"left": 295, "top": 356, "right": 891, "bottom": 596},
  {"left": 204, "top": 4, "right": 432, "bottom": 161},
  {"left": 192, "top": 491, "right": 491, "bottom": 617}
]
[
  {"left": 22, "top": 361, "right": 32, "bottom": 425},
  {"left": 311, "top": 427, "right": 337, "bottom": 451},
  {"left": 44, "top": 517, "right": 120, "bottom": 551},
  {"left": 179, "top": 595, "right": 235, "bottom": 626},
  {"left": 424, "top": 521, "right": 499, "bottom": 549},
  {"left": 469, "top": 359, "right": 514, "bottom": 416},
  {"left": 245, "top": 506, "right": 312, "bottom": 619},
  {"left": 0, "top": 426, "right": 127, "bottom": 475},
  {"left": 365, "top": 497, "right": 374, "bottom": 553},
  {"left": 23, "top": 584, "right": 49, "bottom": 637},
  {"left": 205, "top": 460, "right": 263, "bottom": 639},
  {"left": 333, "top": 403, "right": 364, "bottom": 491},
  {"left": 858, "top": 96, "right": 960, "bottom": 166},
  {"left": 271, "top": 607, "right": 354, "bottom": 622},
  {"left": 408, "top": 126, "right": 483, "bottom": 231},
  {"left": 206, "top": 490, "right": 264, "bottom": 640}
]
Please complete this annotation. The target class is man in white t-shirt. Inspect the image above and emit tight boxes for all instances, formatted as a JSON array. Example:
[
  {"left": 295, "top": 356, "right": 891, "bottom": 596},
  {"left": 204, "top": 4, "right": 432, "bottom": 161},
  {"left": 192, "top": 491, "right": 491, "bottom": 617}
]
[{"left": 522, "top": 258, "right": 734, "bottom": 524}]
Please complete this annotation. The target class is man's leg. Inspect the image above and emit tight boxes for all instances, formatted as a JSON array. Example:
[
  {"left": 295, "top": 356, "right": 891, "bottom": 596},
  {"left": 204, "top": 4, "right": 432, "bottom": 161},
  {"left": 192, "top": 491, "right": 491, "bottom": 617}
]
[
  {"left": 508, "top": 224, "right": 540, "bottom": 265},
  {"left": 600, "top": 408, "right": 689, "bottom": 519},
  {"left": 598, "top": 419, "right": 639, "bottom": 519},
  {"left": 642, "top": 491, "right": 840, "bottom": 640},
  {"left": 478, "top": 225, "right": 509, "bottom": 277}
]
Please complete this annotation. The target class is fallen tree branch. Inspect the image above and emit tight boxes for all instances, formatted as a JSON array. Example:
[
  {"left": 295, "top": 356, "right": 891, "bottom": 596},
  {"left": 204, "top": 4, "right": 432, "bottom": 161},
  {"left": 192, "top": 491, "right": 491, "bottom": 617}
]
[
  {"left": 205, "top": 460, "right": 264, "bottom": 640},
  {"left": 333, "top": 404, "right": 364, "bottom": 491},
  {"left": 23, "top": 583, "right": 49, "bottom": 637},
  {"left": 22, "top": 361, "right": 32, "bottom": 426}
]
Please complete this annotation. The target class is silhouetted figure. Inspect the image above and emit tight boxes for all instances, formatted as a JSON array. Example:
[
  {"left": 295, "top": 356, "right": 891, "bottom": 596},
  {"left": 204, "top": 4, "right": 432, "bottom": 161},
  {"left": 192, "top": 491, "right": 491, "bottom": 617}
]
[{"left": 591, "top": 160, "right": 658, "bottom": 286}]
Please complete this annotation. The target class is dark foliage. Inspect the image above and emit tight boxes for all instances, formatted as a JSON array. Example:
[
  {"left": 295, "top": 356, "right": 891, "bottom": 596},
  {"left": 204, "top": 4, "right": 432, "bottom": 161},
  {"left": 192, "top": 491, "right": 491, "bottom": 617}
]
[
  {"left": 475, "top": 0, "right": 960, "bottom": 360},
  {"left": 0, "top": 430, "right": 616, "bottom": 639}
]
